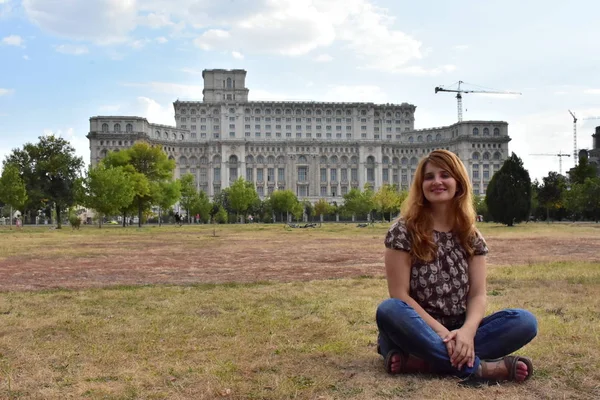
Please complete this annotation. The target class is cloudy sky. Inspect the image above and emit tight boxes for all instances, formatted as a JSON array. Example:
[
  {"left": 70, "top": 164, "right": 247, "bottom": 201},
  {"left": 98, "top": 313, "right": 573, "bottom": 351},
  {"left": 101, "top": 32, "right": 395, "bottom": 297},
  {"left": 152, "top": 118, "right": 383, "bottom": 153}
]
[{"left": 1, "top": 0, "right": 600, "bottom": 180}]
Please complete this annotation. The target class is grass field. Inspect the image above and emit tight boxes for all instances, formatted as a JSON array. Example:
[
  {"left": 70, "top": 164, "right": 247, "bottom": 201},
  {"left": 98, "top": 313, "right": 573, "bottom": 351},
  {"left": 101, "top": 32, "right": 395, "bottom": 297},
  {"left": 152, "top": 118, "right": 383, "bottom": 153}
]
[{"left": 0, "top": 223, "right": 599, "bottom": 399}]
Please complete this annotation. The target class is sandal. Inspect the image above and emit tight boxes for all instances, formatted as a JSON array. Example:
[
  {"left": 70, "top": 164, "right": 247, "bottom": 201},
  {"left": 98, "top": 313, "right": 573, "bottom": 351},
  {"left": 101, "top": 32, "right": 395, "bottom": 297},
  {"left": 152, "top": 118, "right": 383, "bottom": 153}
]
[
  {"left": 502, "top": 355, "right": 534, "bottom": 381},
  {"left": 465, "top": 355, "right": 533, "bottom": 385},
  {"left": 384, "top": 350, "right": 430, "bottom": 375}
]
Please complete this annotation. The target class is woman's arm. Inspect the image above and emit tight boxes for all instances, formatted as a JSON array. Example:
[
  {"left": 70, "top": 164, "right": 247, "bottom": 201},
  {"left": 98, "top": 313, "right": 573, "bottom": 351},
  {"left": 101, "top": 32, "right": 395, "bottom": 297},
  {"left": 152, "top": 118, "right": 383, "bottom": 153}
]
[
  {"left": 464, "top": 254, "right": 487, "bottom": 332},
  {"left": 446, "top": 254, "right": 487, "bottom": 369},
  {"left": 385, "top": 248, "right": 450, "bottom": 338}
]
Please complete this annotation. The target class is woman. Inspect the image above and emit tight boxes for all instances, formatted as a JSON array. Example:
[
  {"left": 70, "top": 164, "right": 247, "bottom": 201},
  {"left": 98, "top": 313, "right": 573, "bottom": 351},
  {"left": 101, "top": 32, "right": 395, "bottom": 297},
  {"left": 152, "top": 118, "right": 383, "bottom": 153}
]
[{"left": 376, "top": 149, "right": 537, "bottom": 382}]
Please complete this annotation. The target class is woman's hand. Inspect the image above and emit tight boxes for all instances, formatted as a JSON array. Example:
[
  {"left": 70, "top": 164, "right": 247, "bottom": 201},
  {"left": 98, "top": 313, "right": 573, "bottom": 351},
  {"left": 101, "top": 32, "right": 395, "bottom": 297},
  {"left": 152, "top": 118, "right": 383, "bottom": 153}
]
[
  {"left": 436, "top": 329, "right": 456, "bottom": 362},
  {"left": 443, "top": 328, "right": 476, "bottom": 369}
]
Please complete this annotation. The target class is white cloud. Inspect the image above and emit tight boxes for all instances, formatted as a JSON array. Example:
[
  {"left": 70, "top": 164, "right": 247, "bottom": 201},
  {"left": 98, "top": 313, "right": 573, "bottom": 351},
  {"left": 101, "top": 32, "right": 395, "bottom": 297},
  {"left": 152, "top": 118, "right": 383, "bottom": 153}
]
[
  {"left": 100, "top": 97, "right": 175, "bottom": 126},
  {"left": 23, "top": 55, "right": 30, "bottom": 60},
  {"left": 180, "top": 67, "right": 203, "bottom": 75},
  {"left": 23, "top": 0, "right": 136, "bottom": 44},
  {"left": 20, "top": 0, "right": 450, "bottom": 74},
  {"left": 55, "top": 44, "right": 89, "bottom": 55},
  {"left": 43, "top": 127, "right": 91, "bottom": 168},
  {"left": 231, "top": 51, "right": 244, "bottom": 59},
  {"left": 0, "top": 88, "right": 14, "bottom": 96},
  {"left": 390, "top": 64, "right": 457, "bottom": 76},
  {"left": 511, "top": 107, "right": 600, "bottom": 180},
  {"left": 319, "top": 85, "right": 389, "bottom": 103},
  {"left": 137, "top": 12, "right": 174, "bottom": 29},
  {"left": 584, "top": 89, "right": 600, "bottom": 95},
  {"left": 314, "top": 54, "right": 333, "bottom": 62},
  {"left": 453, "top": 44, "right": 469, "bottom": 51},
  {"left": 554, "top": 91, "right": 567, "bottom": 96},
  {"left": 130, "top": 38, "right": 150, "bottom": 49},
  {"left": 2, "top": 34, "right": 24, "bottom": 47},
  {"left": 156, "top": 36, "right": 168, "bottom": 44},
  {"left": 122, "top": 82, "right": 204, "bottom": 99}
]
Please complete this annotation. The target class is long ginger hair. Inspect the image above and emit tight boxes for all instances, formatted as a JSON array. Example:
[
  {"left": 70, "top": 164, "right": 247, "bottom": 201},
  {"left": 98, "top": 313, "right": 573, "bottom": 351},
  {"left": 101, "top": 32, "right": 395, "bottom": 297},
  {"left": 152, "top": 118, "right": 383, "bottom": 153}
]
[{"left": 400, "top": 149, "right": 477, "bottom": 262}]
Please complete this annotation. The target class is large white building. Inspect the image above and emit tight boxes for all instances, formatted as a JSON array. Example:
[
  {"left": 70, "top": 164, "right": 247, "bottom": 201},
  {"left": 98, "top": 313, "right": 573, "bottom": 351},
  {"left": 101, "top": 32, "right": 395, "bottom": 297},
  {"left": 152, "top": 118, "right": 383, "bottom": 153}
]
[{"left": 87, "top": 69, "right": 511, "bottom": 200}]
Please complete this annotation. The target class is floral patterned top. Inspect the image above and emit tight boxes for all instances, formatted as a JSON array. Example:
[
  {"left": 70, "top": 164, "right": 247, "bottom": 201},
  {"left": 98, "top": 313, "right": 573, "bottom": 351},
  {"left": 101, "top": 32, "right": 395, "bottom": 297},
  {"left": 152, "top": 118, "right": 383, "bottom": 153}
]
[{"left": 384, "top": 220, "right": 489, "bottom": 328}]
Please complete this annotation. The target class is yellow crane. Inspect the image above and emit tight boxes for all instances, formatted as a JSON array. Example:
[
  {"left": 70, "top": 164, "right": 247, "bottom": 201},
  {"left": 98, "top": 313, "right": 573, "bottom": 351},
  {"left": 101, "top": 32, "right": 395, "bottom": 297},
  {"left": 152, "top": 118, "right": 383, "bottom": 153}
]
[
  {"left": 530, "top": 152, "right": 571, "bottom": 175},
  {"left": 435, "top": 81, "right": 521, "bottom": 122}
]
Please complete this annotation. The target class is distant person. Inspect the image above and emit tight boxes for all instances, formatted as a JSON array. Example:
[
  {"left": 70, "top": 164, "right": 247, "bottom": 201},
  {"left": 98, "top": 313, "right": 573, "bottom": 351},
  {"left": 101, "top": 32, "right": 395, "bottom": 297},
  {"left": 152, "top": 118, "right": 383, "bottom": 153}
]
[
  {"left": 174, "top": 212, "right": 181, "bottom": 226},
  {"left": 376, "top": 149, "right": 537, "bottom": 383}
]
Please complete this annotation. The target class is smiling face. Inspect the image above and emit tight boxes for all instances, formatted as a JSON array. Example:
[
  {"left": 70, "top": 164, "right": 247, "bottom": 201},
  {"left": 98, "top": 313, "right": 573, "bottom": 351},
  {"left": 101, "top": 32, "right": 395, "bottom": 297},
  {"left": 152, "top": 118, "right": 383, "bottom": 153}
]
[{"left": 422, "top": 162, "right": 458, "bottom": 205}]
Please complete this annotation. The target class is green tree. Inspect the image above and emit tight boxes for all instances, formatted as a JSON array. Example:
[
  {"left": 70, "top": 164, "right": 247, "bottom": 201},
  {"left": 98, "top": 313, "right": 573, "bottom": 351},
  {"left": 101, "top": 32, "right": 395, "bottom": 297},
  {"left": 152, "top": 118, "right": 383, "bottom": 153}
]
[
  {"left": 537, "top": 171, "right": 567, "bottom": 221},
  {"left": 228, "top": 177, "right": 259, "bottom": 222},
  {"left": 564, "top": 177, "right": 600, "bottom": 221},
  {"left": 302, "top": 200, "right": 314, "bottom": 222},
  {"left": 189, "top": 190, "right": 212, "bottom": 223},
  {"left": 373, "top": 184, "right": 406, "bottom": 221},
  {"left": 270, "top": 189, "right": 298, "bottom": 222},
  {"left": 103, "top": 143, "right": 175, "bottom": 227},
  {"left": 485, "top": 153, "right": 532, "bottom": 226},
  {"left": 313, "top": 198, "right": 332, "bottom": 224},
  {"left": 80, "top": 165, "right": 135, "bottom": 228},
  {"left": 178, "top": 173, "right": 197, "bottom": 223},
  {"left": 569, "top": 156, "right": 597, "bottom": 185},
  {"left": 0, "top": 164, "right": 28, "bottom": 227},
  {"left": 154, "top": 180, "right": 181, "bottom": 226},
  {"left": 342, "top": 185, "right": 375, "bottom": 221},
  {"left": 4, "top": 136, "right": 84, "bottom": 228},
  {"left": 292, "top": 202, "right": 304, "bottom": 222}
]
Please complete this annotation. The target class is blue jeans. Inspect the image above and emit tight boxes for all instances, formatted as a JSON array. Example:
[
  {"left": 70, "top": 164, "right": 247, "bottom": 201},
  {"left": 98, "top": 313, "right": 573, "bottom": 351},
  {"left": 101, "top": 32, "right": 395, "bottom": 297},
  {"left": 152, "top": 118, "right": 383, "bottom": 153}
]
[{"left": 376, "top": 298, "right": 538, "bottom": 378}]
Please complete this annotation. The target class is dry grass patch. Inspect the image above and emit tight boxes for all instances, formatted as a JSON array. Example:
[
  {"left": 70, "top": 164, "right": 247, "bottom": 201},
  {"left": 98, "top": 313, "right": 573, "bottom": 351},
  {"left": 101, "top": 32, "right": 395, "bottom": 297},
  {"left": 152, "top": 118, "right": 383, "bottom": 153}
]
[{"left": 0, "top": 262, "right": 598, "bottom": 399}]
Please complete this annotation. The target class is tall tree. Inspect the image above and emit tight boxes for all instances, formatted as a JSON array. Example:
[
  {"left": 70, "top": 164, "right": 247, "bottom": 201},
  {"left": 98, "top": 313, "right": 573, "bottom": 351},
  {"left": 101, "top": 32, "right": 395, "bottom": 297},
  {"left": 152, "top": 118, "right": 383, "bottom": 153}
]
[
  {"left": 569, "top": 156, "right": 597, "bottom": 185},
  {"left": 270, "top": 189, "right": 298, "bottom": 222},
  {"left": 189, "top": 190, "right": 212, "bottom": 223},
  {"left": 0, "top": 164, "right": 28, "bottom": 227},
  {"left": 4, "top": 136, "right": 83, "bottom": 228},
  {"left": 228, "top": 177, "right": 259, "bottom": 222},
  {"left": 103, "top": 143, "right": 175, "bottom": 227},
  {"left": 373, "top": 184, "right": 406, "bottom": 221},
  {"left": 537, "top": 172, "right": 567, "bottom": 221},
  {"left": 80, "top": 165, "right": 135, "bottom": 228},
  {"left": 342, "top": 185, "right": 375, "bottom": 221},
  {"left": 485, "top": 153, "right": 532, "bottom": 226},
  {"left": 178, "top": 173, "right": 197, "bottom": 223},
  {"left": 154, "top": 180, "right": 181, "bottom": 226},
  {"left": 313, "top": 198, "right": 332, "bottom": 224}
]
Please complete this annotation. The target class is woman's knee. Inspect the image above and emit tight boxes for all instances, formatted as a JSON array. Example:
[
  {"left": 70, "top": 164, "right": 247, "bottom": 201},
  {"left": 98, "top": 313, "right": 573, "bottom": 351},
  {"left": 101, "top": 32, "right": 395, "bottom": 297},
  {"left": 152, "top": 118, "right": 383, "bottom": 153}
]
[
  {"left": 376, "top": 298, "right": 412, "bottom": 324},
  {"left": 507, "top": 308, "right": 538, "bottom": 340}
]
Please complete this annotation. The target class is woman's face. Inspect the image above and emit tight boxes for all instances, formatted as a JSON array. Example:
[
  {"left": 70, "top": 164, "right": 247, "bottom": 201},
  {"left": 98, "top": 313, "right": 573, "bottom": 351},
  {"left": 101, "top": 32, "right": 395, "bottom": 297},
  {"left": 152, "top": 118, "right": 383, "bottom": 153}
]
[{"left": 422, "top": 162, "right": 458, "bottom": 205}]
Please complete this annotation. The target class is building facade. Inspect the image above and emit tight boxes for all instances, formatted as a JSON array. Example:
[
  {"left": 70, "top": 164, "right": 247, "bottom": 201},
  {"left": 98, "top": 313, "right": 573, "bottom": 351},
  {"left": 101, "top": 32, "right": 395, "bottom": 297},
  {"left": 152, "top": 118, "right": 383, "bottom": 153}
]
[{"left": 87, "top": 69, "right": 511, "bottom": 201}]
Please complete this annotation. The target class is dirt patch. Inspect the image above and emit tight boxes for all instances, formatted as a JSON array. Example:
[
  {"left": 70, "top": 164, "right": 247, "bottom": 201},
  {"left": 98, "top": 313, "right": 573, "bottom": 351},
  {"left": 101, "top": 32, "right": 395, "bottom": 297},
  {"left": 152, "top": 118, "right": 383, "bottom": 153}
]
[{"left": 1, "top": 229, "right": 599, "bottom": 291}]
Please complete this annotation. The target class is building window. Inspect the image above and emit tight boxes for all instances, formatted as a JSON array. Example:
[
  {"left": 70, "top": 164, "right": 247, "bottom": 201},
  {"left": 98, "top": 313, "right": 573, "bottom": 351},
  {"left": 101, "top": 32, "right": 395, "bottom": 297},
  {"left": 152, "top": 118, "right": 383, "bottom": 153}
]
[
  {"left": 383, "top": 168, "right": 389, "bottom": 182},
  {"left": 320, "top": 168, "right": 327, "bottom": 182},
  {"left": 246, "top": 168, "right": 253, "bottom": 182},
  {"left": 214, "top": 167, "right": 221, "bottom": 182},
  {"left": 341, "top": 168, "right": 348, "bottom": 181},
  {"left": 102, "top": 123, "right": 109, "bottom": 132},
  {"left": 114, "top": 123, "right": 121, "bottom": 132},
  {"left": 298, "top": 166, "right": 308, "bottom": 181},
  {"left": 320, "top": 186, "right": 327, "bottom": 196},
  {"left": 473, "top": 128, "right": 479, "bottom": 136},
  {"left": 330, "top": 168, "right": 337, "bottom": 182},
  {"left": 257, "top": 168, "right": 264, "bottom": 182},
  {"left": 278, "top": 168, "right": 285, "bottom": 182},
  {"left": 126, "top": 123, "right": 133, "bottom": 132},
  {"left": 351, "top": 168, "right": 358, "bottom": 181},
  {"left": 298, "top": 185, "right": 308, "bottom": 197}
]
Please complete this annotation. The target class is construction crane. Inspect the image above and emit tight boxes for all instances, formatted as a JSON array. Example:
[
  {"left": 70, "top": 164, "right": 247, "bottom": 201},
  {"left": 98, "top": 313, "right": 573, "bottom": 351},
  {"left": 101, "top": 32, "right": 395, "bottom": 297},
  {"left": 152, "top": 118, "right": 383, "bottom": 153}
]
[
  {"left": 568, "top": 110, "right": 578, "bottom": 166},
  {"left": 434, "top": 81, "right": 522, "bottom": 122},
  {"left": 530, "top": 152, "right": 571, "bottom": 175}
]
